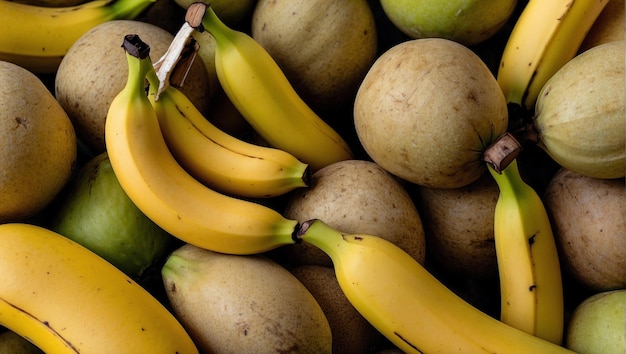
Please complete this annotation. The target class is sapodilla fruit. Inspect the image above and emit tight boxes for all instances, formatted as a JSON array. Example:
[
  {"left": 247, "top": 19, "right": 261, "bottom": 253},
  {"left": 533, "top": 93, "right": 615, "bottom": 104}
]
[{"left": 531, "top": 40, "right": 625, "bottom": 179}]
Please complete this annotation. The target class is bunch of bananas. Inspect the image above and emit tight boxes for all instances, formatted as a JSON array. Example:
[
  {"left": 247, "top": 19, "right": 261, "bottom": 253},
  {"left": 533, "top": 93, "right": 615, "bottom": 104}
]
[{"left": 0, "top": 0, "right": 615, "bottom": 352}]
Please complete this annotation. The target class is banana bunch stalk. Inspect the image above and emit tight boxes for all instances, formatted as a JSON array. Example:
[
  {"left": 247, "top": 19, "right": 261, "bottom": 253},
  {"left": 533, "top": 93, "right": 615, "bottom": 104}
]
[
  {"left": 0, "top": 223, "right": 198, "bottom": 354},
  {"left": 296, "top": 219, "right": 575, "bottom": 354},
  {"left": 497, "top": 0, "right": 609, "bottom": 111},
  {"left": 484, "top": 133, "right": 564, "bottom": 344},
  {"left": 0, "top": 0, "right": 155, "bottom": 73},
  {"left": 198, "top": 4, "right": 354, "bottom": 172},
  {"left": 104, "top": 34, "right": 299, "bottom": 255}
]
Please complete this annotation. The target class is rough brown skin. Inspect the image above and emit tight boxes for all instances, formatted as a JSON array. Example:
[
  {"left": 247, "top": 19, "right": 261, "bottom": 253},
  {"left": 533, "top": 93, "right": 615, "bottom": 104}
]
[
  {"left": 251, "top": 0, "right": 378, "bottom": 112},
  {"left": 354, "top": 38, "right": 508, "bottom": 189},
  {"left": 544, "top": 168, "right": 626, "bottom": 291},
  {"left": 54, "top": 20, "right": 211, "bottom": 154},
  {"left": 0, "top": 61, "right": 76, "bottom": 223},
  {"left": 162, "top": 244, "right": 332, "bottom": 353},
  {"left": 415, "top": 173, "right": 499, "bottom": 279},
  {"left": 290, "top": 265, "right": 382, "bottom": 354},
  {"left": 283, "top": 159, "right": 426, "bottom": 267}
]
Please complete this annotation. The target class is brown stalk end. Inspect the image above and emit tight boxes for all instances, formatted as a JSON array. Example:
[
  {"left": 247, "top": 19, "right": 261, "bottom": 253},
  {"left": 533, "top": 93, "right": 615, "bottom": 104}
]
[
  {"left": 483, "top": 132, "right": 522, "bottom": 174},
  {"left": 122, "top": 34, "right": 150, "bottom": 59}
]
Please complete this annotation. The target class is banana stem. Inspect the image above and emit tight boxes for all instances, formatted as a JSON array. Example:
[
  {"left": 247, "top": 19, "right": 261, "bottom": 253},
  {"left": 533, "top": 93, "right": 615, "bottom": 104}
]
[
  {"left": 110, "top": 0, "right": 156, "bottom": 19},
  {"left": 483, "top": 132, "right": 522, "bottom": 174}
]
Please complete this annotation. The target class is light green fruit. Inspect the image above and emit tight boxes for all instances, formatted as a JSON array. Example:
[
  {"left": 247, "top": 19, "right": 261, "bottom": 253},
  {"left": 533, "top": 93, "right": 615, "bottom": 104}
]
[
  {"left": 565, "top": 289, "right": 626, "bottom": 354},
  {"left": 47, "top": 152, "right": 173, "bottom": 278},
  {"left": 0, "top": 60, "right": 77, "bottom": 223},
  {"left": 354, "top": 38, "right": 508, "bottom": 189},
  {"left": 380, "top": 0, "right": 517, "bottom": 46},
  {"left": 162, "top": 244, "right": 332, "bottom": 353},
  {"left": 533, "top": 40, "right": 625, "bottom": 179}
]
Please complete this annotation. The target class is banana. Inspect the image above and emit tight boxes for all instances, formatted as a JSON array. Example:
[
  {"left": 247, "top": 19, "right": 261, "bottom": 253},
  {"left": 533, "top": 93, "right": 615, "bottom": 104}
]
[
  {"left": 0, "top": 0, "right": 154, "bottom": 74},
  {"left": 484, "top": 133, "right": 564, "bottom": 344},
  {"left": 497, "top": 0, "right": 609, "bottom": 111},
  {"left": 295, "top": 219, "right": 575, "bottom": 354},
  {"left": 146, "top": 39, "right": 309, "bottom": 198},
  {"left": 198, "top": 4, "right": 354, "bottom": 172},
  {"left": 0, "top": 222, "right": 198, "bottom": 354},
  {"left": 105, "top": 34, "right": 299, "bottom": 254}
]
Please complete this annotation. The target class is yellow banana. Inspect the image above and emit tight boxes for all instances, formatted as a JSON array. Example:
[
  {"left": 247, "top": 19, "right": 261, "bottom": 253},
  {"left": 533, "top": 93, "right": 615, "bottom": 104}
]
[
  {"left": 146, "top": 60, "right": 309, "bottom": 199},
  {"left": 199, "top": 5, "right": 354, "bottom": 172},
  {"left": 0, "top": 222, "right": 198, "bottom": 354},
  {"left": 296, "top": 219, "right": 575, "bottom": 354},
  {"left": 483, "top": 133, "right": 564, "bottom": 344},
  {"left": 0, "top": 0, "right": 154, "bottom": 74},
  {"left": 105, "top": 34, "right": 299, "bottom": 254},
  {"left": 497, "top": 0, "right": 609, "bottom": 111}
]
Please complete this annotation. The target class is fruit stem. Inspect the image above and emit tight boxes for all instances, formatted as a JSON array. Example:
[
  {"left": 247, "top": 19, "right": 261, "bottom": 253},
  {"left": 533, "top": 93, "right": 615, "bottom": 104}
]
[
  {"left": 483, "top": 132, "right": 522, "bottom": 174},
  {"left": 122, "top": 34, "right": 150, "bottom": 60}
]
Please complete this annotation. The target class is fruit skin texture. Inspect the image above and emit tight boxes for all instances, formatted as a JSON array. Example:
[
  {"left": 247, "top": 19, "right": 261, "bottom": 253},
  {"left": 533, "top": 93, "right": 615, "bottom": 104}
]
[
  {"left": 283, "top": 159, "right": 425, "bottom": 267},
  {"left": 0, "top": 223, "right": 198, "bottom": 354},
  {"left": 415, "top": 173, "right": 499, "bottom": 279},
  {"left": 296, "top": 219, "right": 576, "bottom": 354},
  {"left": 46, "top": 152, "right": 173, "bottom": 278},
  {"left": 565, "top": 289, "right": 626, "bottom": 354},
  {"left": 354, "top": 38, "right": 508, "bottom": 188},
  {"left": 544, "top": 168, "right": 626, "bottom": 291},
  {"left": 379, "top": 0, "right": 517, "bottom": 46},
  {"left": 533, "top": 40, "right": 625, "bottom": 179},
  {"left": 55, "top": 19, "right": 211, "bottom": 154},
  {"left": 0, "top": 60, "right": 76, "bottom": 223},
  {"left": 162, "top": 244, "right": 332, "bottom": 354},
  {"left": 251, "top": 0, "right": 378, "bottom": 111}
]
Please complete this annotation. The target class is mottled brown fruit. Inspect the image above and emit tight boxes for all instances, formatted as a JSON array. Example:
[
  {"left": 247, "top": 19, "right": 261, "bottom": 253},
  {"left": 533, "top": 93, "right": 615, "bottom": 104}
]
[
  {"left": 283, "top": 159, "right": 425, "bottom": 267},
  {"left": 0, "top": 61, "right": 76, "bottom": 223},
  {"left": 354, "top": 38, "right": 508, "bottom": 188},
  {"left": 544, "top": 168, "right": 625, "bottom": 291}
]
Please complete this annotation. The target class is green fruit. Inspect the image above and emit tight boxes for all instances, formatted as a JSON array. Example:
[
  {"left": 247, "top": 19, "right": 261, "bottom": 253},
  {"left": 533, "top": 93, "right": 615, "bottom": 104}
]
[
  {"left": 47, "top": 152, "right": 172, "bottom": 278},
  {"left": 379, "top": 0, "right": 517, "bottom": 46},
  {"left": 565, "top": 289, "right": 626, "bottom": 354}
]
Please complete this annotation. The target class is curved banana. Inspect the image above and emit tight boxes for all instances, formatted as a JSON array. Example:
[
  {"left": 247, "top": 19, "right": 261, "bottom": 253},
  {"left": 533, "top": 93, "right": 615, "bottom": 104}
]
[
  {"left": 199, "top": 5, "right": 354, "bottom": 172},
  {"left": 296, "top": 219, "right": 575, "bottom": 354},
  {"left": 0, "top": 222, "right": 198, "bottom": 354},
  {"left": 487, "top": 157, "right": 564, "bottom": 344},
  {"left": 497, "top": 0, "right": 609, "bottom": 111},
  {"left": 145, "top": 71, "right": 309, "bottom": 198},
  {"left": 0, "top": 0, "right": 154, "bottom": 74},
  {"left": 105, "top": 34, "right": 299, "bottom": 254}
]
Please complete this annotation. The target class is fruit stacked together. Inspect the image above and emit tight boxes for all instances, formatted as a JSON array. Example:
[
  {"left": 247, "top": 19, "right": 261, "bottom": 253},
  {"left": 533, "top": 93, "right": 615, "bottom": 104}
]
[{"left": 0, "top": 0, "right": 624, "bottom": 353}]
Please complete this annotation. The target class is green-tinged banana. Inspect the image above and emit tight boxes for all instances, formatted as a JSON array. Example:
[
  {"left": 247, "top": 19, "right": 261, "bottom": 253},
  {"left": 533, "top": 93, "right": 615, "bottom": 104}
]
[
  {"left": 497, "top": 0, "right": 609, "bottom": 111},
  {"left": 199, "top": 4, "right": 354, "bottom": 172},
  {"left": 484, "top": 133, "right": 564, "bottom": 344},
  {"left": 0, "top": 0, "right": 154, "bottom": 74},
  {"left": 146, "top": 70, "right": 309, "bottom": 198},
  {"left": 295, "top": 219, "right": 575, "bottom": 354},
  {"left": 0, "top": 222, "right": 198, "bottom": 354},
  {"left": 105, "top": 34, "right": 299, "bottom": 254}
]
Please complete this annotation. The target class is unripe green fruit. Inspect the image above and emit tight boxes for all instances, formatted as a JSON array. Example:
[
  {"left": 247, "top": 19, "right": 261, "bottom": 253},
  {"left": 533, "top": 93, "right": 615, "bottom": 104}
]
[{"left": 47, "top": 152, "right": 173, "bottom": 278}]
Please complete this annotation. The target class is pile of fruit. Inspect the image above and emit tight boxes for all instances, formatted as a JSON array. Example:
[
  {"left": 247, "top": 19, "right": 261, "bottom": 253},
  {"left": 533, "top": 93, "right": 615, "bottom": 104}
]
[{"left": 0, "top": 0, "right": 624, "bottom": 353}]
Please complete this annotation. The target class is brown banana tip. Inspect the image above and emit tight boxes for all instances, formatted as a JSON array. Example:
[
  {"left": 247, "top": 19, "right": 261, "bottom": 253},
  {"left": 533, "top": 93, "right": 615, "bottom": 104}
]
[
  {"left": 483, "top": 132, "right": 522, "bottom": 174},
  {"left": 122, "top": 34, "right": 150, "bottom": 59},
  {"left": 185, "top": 2, "right": 209, "bottom": 31}
]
